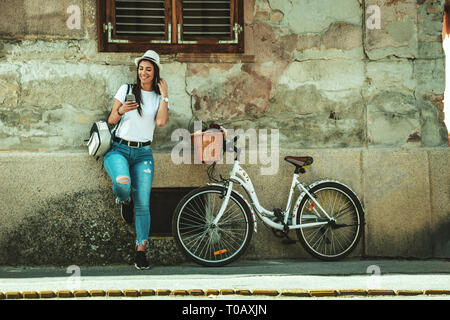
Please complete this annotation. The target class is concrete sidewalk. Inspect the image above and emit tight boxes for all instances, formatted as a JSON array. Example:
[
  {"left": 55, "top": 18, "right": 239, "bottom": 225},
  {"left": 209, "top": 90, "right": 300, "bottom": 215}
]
[{"left": 0, "top": 259, "right": 449, "bottom": 299}]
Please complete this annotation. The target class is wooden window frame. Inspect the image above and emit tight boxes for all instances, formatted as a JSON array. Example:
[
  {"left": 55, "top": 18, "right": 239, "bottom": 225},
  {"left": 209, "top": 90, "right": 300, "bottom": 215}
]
[{"left": 97, "top": 0, "right": 244, "bottom": 54}]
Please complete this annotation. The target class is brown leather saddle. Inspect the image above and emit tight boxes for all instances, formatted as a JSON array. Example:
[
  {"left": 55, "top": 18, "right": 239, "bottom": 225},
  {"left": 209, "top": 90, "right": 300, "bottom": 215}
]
[{"left": 284, "top": 156, "right": 313, "bottom": 167}]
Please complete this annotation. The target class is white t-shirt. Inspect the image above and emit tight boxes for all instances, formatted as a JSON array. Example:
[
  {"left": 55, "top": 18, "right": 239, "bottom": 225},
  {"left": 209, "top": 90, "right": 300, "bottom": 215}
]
[{"left": 113, "top": 84, "right": 166, "bottom": 143}]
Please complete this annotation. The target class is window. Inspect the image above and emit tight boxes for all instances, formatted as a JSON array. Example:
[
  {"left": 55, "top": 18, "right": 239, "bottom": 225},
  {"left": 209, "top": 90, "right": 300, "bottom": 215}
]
[{"left": 97, "top": 0, "right": 244, "bottom": 53}]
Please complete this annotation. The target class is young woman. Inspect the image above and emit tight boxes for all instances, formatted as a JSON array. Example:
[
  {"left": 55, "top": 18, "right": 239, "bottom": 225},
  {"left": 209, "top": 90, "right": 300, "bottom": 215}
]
[{"left": 104, "top": 50, "right": 169, "bottom": 270}]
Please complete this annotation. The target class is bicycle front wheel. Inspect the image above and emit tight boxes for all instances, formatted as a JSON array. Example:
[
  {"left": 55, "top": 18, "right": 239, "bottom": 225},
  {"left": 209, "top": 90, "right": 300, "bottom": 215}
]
[
  {"left": 172, "top": 185, "right": 253, "bottom": 267},
  {"left": 296, "top": 181, "right": 364, "bottom": 261}
]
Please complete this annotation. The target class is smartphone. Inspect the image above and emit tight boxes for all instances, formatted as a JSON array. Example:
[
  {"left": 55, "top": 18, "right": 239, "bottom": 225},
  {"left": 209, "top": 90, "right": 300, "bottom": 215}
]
[{"left": 126, "top": 93, "right": 136, "bottom": 102}]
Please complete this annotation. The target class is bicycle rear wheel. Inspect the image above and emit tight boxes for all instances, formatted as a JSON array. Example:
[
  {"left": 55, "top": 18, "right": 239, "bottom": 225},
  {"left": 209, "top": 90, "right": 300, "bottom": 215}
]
[
  {"left": 172, "top": 185, "right": 253, "bottom": 267},
  {"left": 296, "top": 181, "right": 364, "bottom": 261}
]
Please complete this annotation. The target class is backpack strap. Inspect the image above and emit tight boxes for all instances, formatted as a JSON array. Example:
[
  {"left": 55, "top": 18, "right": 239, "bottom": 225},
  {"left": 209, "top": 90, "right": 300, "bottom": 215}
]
[{"left": 111, "top": 84, "right": 132, "bottom": 136}]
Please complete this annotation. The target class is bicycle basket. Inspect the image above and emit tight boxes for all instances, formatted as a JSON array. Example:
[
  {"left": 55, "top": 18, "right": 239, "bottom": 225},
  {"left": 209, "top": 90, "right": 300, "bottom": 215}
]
[{"left": 190, "top": 130, "right": 224, "bottom": 163}]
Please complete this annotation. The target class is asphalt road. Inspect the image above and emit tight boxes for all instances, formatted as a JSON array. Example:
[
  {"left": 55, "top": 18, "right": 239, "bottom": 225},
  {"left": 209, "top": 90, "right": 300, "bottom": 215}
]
[
  {"left": 1, "top": 258, "right": 448, "bottom": 320},
  {"left": 1, "top": 258, "right": 449, "bottom": 294}
]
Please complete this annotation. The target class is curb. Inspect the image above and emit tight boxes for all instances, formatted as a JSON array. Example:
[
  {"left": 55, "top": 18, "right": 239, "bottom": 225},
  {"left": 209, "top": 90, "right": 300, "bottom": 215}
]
[
  {"left": 367, "top": 289, "right": 396, "bottom": 296},
  {"left": 309, "top": 290, "right": 337, "bottom": 297},
  {"left": 337, "top": 289, "right": 367, "bottom": 296},
  {"left": 0, "top": 289, "right": 449, "bottom": 299}
]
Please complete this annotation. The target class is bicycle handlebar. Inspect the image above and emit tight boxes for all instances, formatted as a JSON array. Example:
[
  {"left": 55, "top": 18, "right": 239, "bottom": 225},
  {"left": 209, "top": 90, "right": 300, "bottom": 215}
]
[{"left": 207, "top": 134, "right": 239, "bottom": 182}]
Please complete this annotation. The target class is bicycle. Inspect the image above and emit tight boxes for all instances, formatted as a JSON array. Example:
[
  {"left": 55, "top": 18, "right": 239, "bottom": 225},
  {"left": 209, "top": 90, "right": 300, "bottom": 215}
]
[{"left": 172, "top": 135, "right": 365, "bottom": 267}]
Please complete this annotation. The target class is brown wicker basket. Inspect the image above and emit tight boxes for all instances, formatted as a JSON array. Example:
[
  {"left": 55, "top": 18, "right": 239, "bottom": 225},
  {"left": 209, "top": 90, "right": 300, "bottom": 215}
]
[{"left": 190, "top": 130, "right": 225, "bottom": 163}]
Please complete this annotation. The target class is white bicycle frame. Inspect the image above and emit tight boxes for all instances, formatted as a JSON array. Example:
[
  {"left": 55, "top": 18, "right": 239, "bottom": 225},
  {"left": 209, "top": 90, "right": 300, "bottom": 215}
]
[{"left": 212, "top": 160, "right": 335, "bottom": 231}]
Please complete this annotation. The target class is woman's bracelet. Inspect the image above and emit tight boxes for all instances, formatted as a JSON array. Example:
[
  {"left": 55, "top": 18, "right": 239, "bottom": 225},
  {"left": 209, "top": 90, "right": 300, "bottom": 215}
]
[{"left": 117, "top": 107, "right": 124, "bottom": 116}]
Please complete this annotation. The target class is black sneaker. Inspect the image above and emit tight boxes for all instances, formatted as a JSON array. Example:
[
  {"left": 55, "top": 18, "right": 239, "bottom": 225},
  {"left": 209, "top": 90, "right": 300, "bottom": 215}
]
[
  {"left": 135, "top": 251, "right": 150, "bottom": 270},
  {"left": 121, "top": 198, "right": 134, "bottom": 224}
]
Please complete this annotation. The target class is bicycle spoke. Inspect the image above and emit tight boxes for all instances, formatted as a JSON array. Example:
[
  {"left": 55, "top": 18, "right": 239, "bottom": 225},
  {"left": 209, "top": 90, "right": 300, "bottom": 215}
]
[
  {"left": 301, "top": 225, "right": 323, "bottom": 241},
  {"left": 219, "top": 228, "right": 245, "bottom": 248},
  {"left": 193, "top": 195, "right": 209, "bottom": 221},
  {"left": 182, "top": 228, "right": 208, "bottom": 246},
  {"left": 329, "top": 228, "right": 344, "bottom": 254},
  {"left": 175, "top": 188, "right": 252, "bottom": 266},
  {"left": 216, "top": 234, "right": 237, "bottom": 254},
  {"left": 179, "top": 208, "right": 206, "bottom": 224},
  {"left": 184, "top": 202, "right": 207, "bottom": 222},
  {"left": 309, "top": 227, "right": 328, "bottom": 250},
  {"left": 332, "top": 190, "right": 339, "bottom": 217},
  {"left": 297, "top": 185, "right": 362, "bottom": 260},
  {"left": 334, "top": 204, "right": 355, "bottom": 220}
]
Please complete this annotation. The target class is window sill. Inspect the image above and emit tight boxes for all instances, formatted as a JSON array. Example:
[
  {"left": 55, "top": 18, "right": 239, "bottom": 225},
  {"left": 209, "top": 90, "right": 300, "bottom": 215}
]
[{"left": 175, "top": 53, "right": 255, "bottom": 64}]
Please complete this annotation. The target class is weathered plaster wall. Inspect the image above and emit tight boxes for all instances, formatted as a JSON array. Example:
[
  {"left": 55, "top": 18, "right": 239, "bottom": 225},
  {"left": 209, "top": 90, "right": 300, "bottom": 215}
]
[{"left": 0, "top": 0, "right": 447, "bottom": 151}]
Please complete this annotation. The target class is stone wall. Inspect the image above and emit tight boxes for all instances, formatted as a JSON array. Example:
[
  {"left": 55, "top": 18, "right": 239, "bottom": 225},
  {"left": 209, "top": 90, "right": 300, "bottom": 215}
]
[
  {"left": 0, "top": 0, "right": 448, "bottom": 265},
  {"left": 0, "top": 148, "right": 448, "bottom": 266},
  {"left": 0, "top": 0, "right": 447, "bottom": 151}
]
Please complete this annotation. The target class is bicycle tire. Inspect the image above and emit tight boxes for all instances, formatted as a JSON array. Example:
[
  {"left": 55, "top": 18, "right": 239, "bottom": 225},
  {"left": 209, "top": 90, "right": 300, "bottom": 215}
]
[
  {"left": 295, "top": 181, "right": 364, "bottom": 261},
  {"left": 172, "top": 185, "right": 254, "bottom": 267}
]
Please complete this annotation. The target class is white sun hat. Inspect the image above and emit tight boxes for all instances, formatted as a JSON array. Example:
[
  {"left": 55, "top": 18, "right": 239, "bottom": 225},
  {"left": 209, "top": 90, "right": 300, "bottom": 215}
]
[{"left": 134, "top": 50, "right": 162, "bottom": 70}]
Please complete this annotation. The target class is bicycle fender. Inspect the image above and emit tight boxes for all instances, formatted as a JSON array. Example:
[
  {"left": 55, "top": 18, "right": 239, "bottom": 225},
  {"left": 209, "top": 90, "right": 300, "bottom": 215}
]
[
  {"left": 291, "top": 180, "right": 364, "bottom": 224},
  {"left": 207, "top": 183, "right": 258, "bottom": 233}
]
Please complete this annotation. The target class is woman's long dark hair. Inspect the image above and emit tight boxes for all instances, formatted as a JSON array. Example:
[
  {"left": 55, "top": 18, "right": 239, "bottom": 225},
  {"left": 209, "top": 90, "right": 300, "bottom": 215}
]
[{"left": 133, "top": 59, "right": 161, "bottom": 116}]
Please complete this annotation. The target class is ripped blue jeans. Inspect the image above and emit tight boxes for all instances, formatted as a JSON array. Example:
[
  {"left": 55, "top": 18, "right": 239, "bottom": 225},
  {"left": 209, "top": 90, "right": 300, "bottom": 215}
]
[{"left": 104, "top": 141, "right": 154, "bottom": 247}]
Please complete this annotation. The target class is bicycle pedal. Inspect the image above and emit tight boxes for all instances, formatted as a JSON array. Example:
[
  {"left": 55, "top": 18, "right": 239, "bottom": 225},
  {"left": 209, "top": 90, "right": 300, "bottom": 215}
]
[{"left": 281, "top": 238, "right": 297, "bottom": 245}]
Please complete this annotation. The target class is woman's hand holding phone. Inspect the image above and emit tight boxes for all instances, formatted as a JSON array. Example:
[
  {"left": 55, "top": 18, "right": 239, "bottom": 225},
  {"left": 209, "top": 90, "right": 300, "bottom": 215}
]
[
  {"left": 119, "top": 96, "right": 138, "bottom": 114},
  {"left": 122, "top": 100, "right": 138, "bottom": 111}
]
